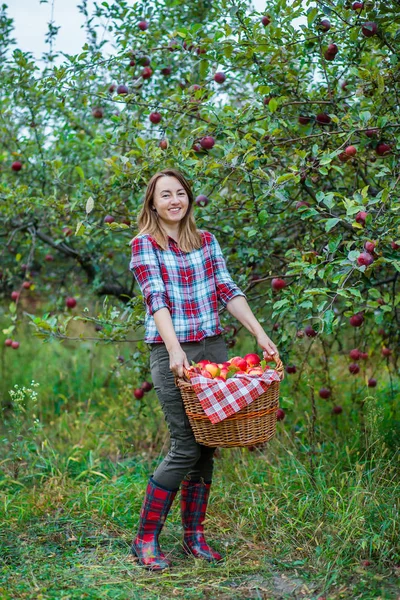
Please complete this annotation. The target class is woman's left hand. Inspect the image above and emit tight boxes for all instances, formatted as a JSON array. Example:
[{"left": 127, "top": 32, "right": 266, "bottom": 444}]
[{"left": 256, "top": 332, "right": 279, "bottom": 361}]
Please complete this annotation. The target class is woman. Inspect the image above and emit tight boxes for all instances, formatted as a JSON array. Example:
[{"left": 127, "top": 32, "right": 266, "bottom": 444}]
[{"left": 129, "top": 168, "right": 279, "bottom": 571}]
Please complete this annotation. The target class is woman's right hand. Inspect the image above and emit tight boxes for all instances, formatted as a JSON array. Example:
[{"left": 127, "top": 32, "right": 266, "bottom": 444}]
[{"left": 168, "top": 344, "right": 190, "bottom": 378}]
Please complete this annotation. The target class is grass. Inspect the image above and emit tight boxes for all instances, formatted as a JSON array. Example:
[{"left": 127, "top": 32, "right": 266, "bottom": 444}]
[{"left": 0, "top": 320, "right": 399, "bottom": 599}]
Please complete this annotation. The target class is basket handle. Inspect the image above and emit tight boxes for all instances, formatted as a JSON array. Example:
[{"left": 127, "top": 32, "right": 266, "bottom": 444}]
[{"left": 268, "top": 354, "right": 285, "bottom": 381}]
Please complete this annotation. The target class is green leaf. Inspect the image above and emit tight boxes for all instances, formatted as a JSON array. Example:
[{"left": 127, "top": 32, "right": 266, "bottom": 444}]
[
  {"left": 75, "top": 166, "right": 85, "bottom": 180},
  {"left": 323, "top": 310, "right": 334, "bottom": 334},
  {"left": 268, "top": 98, "right": 278, "bottom": 113},
  {"left": 199, "top": 59, "right": 209, "bottom": 79},
  {"left": 276, "top": 173, "right": 295, "bottom": 184},
  {"left": 325, "top": 218, "right": 339, "bottom": 232},
  {"left": 273, "top": 299, "right": 289, "bottom": 309},
  {"left": 85, "top": 196, "right": 94, "bottom": 214},
  {"left": 75, "top": 221, "right": 86, "bottom": 236}
]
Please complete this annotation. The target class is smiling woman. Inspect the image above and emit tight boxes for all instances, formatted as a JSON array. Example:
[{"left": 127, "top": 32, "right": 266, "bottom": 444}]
[
  {"left": 127, "top": 168, "right": 280, "bottom": 572},
  {"left": 132, "top": 168, "right": 203, "bottom": 252}
]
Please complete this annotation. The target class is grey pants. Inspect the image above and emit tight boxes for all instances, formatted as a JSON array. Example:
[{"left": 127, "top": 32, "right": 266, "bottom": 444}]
[{"left": 149, "top": 334, "right": 228, "bottom": 490}]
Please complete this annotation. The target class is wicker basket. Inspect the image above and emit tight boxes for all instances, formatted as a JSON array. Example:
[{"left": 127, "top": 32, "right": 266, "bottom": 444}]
[{"left": 175, "top": 357, "right": 284, "bottom": 448}]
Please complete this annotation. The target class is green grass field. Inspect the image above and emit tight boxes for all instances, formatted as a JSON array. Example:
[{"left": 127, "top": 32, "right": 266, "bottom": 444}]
[{"left": 1, "top": 322, "right": 399, "bottom": 599}]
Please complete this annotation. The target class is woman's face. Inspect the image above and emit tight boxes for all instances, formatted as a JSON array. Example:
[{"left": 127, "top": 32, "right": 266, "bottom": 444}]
[{"left": 152, "top": 176, "right": 189, "bottom": 228}]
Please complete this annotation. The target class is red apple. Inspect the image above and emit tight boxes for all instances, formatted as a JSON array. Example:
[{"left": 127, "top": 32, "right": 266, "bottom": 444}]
[
  {"left": 11, "top": 161, "right": 22, "bottom": 171},
  {"left": 133, "top": 388, "right": 144, "bottom": 399},
  {"left": 200, "top": 369, "right": 213, "bottom": 379},
  {"left": 161, "top": 66, "right": 172, "bottom": 76},
  {"left": 349, "top": 349, "right": 361, "bottom": 360},
  {"left": 350, "top": 313, "right": 364, "bottom": 327},
  {"left": 362, "top": 22, "right": 378, "bottom": 37},
  {"left": 104, "top": 215, "right": 115, "bottom": 224},
  {"left": 271, "top": 278, "right": 287, "bottom": 291},
  {"left": 11, "top": 291, "right": 20, "bottom": 301},
  {"left": 62, "top": 226, "right": 73, "bottom": 236},
  {"left": 195, "top": 194, "right": 209, "bottom": 207},
  {"left": 352, "top": 2, "right": 364, "bottom": 9},
  {"left": 263, "top": 96, "right": 272, "bottom": 105},
  {"left": 159, "top": 139, "right": 168, "bottom": 150},
  {"left": 219, "top": 369, "right": 228, "bottom": 380},
  {"left": 204, "top": 363, "right": 220, "bottom": 377},
  {"left": 364, "top": 241, "right": 376, "bottom": 253},
  {"left": 332, "top": 405, "right": 343, "bottom": 414},
  {"left": 381, "top": 347, "right": 392, "bottom": 357},
  {"left": 261, "top": 15, "right": 271, "bottom": 26},
  {"left": 66, "top": 297, "right": 77, "bottom": 309},
  {"left": 5, "top": 339, "right": 13, "bottom": 347},
  {"left": 45, "top": 254, "right": 54, "bottom": 261},
  {"left": 391, "top": 241, "right": 400, "bottom": 250},
  {"left": 116, "top": 84, "right": 129, "bottom": 95},
  {"left": 200, "top": 136, "right": 215, "bottom": 150},
  {"left": 360, "top": 351, "right": 369, "bottom": 360},
  {"left": 365, "top": 129, "right": 379, "bottom": 138},
  {"left": 214, "top": 376, "right": 226, "bottom": 382},
  {"left": 138, "top": 55, "right": 151, "bottom": 66},
  {"left": 11, "top": 341, "right": 20, "bottom": 349},
  {"left": 345, "top": 145, "right": 357, "bottom": 157},
  {"left": 276, "top": 408, "right": 285, "bottom": 421},
  {"left": 138, "top": 20, "right": 148, "bottom": 31},
  {"left": 230, "top": 356, "right": 248, "bottom": 371},
  {"left": 376, "top": 142, "right": 391, "bottom": 156},
  {"left": 286, "top": 365, "right": 296, "bottom": 374},
  {"left": 22, "top": 281, "right": 32, "bottom": 289},
  {"left": 149, "top": 112, "right": 161, "bottom": 124},
  {"left": 244, "top": 353, "right": 261, "bottom": 367},
  {"left": 92, "top": 107, "right": 104, "bottom": 119},
  {"left": 327, "top": 43, "right": 338, "bottom": 55},
  {"left": 247, "top": 367, "right": 264, "bottom": 376},
  {"left": 214, "top": 72, "right": 226, "bottom": 84},
  {"left": 298, "top": 116, "right": 311, "bottom": 125},
  {"left": 355, "top": 211, "right": 368, "bottom": 225},
  {"left": 319, "top": 388, "right": 331, "bottom": 399},
  {"left": 192, "top": 143, "right": 203, "bottom": 152},
  {"left": 318, "top": 19, "right": 331, "bottom": 32},
  {"left": 304, "top": 325, "right": 317, "bottom": 338},
  {"left": 296, "top": 201, "right": 310, "bottom": 208},
  {"left": 349, "top": 363, "right": 360, "bottom": 374},
  {"left": 141, "top": 381, "right": 153, "bottom": 392},
  {"left": 357, "top": 252, "right": 374, "bottom": 266},
  {"left": 316, "top": 113, "right": 331, "bottom": 125},
  {"left": 108, "top": 84, "right": 116, "bottom": 93},
  {"left": 197, "top": 359, "right": 211, "bottom": 367},
  {"left": 368, "top": 378, "right": 377, "bottom": 387},
  {"left": 141, "top": 67, "right": 153, "bottom": 79}
]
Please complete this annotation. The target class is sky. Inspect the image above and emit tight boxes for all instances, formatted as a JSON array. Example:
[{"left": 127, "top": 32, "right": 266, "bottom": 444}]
[{"left": 6, "top": 0, "right": 297, "bottom": 62}]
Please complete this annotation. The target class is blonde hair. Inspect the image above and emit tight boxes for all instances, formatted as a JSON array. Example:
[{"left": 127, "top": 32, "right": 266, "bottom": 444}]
[{"left": 132, "top": 168, "right": 203, "bottom": 252}]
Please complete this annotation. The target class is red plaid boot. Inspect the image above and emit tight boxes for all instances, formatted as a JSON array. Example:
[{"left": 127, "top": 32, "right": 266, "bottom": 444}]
[
  {"left": 181, "top": 479, "right": 223, "bottom": 562},
  {"left": 131, "top": 477, "right": 178, "bottom": 571}
]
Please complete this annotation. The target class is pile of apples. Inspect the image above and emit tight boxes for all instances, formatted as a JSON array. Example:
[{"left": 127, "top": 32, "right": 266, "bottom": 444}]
[{"left": 185, "top": 353, "right": 266, "bottom": 381}]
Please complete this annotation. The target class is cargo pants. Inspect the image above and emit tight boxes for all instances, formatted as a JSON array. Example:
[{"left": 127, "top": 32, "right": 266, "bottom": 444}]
[{"left": 149, "top": 334, "right": 228, "bottom": 490}]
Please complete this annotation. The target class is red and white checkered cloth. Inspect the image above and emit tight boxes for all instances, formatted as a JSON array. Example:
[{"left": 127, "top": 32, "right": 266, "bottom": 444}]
[{"left": 188, "top": 368, "right": 282, "bottom": 424}]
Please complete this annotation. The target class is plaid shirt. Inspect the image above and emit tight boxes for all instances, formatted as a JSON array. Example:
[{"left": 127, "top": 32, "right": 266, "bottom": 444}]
[{"left": 129, "top": 230, "right": 246, "bottom": 343}]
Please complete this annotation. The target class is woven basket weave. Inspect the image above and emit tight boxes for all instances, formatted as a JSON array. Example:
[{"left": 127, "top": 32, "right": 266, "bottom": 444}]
[{"left": 175, "top": 357, "right": 284, "bottom": 448}]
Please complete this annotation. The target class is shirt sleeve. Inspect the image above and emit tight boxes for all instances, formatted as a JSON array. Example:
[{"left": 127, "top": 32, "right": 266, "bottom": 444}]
[
  {"left": 208, "top": 233, "right": 246, "bottom": 307},
  {"left": 129, "top": 236, "right": 170, "bottom": 316}
]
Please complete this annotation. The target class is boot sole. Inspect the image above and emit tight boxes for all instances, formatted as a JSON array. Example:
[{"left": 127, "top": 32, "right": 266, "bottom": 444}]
[
  {"left": 131, "top": 545, "right": 172, "bottom": 571},
  {"left": 182, "top": 544, "right": 224, "bottom": 563}
]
